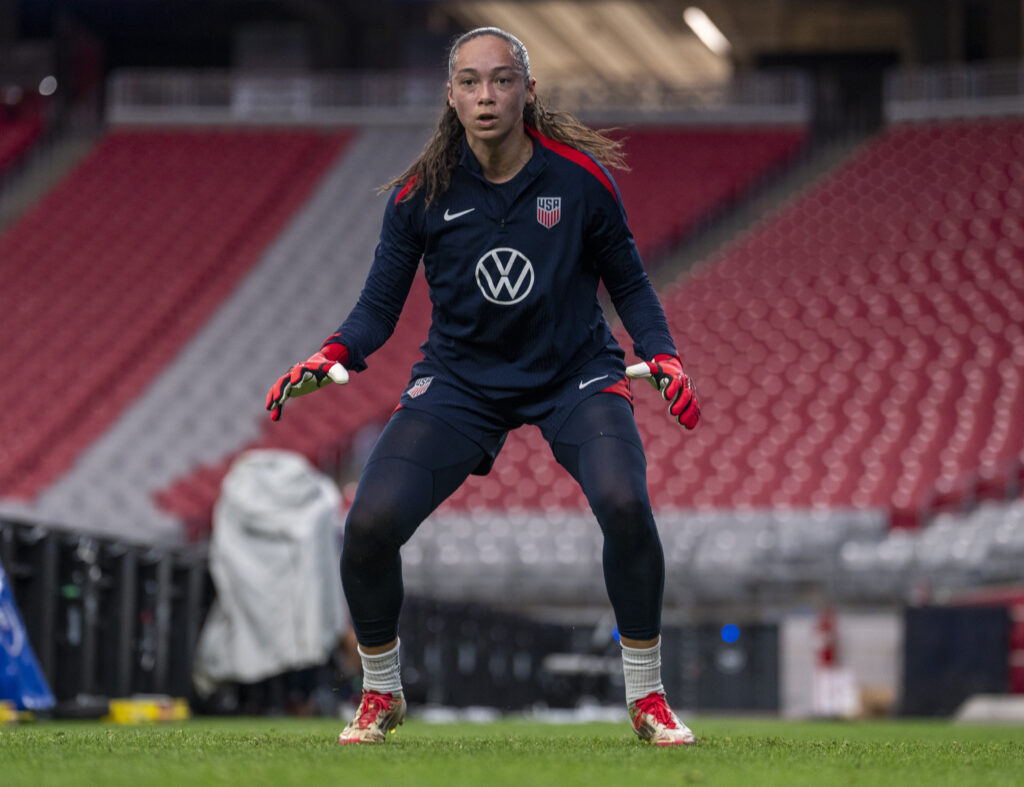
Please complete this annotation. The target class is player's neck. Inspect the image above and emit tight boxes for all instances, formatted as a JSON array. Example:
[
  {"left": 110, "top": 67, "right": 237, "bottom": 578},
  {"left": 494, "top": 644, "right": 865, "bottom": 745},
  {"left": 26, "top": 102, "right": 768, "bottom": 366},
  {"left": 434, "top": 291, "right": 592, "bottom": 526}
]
[{"left": 470, "top": 128, "right": 533, "bottom": 184}]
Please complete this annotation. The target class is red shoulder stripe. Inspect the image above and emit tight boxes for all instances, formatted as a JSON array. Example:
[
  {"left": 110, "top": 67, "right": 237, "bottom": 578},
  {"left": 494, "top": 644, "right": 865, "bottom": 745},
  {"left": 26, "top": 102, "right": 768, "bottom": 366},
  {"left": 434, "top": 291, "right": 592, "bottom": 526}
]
[
  {"left": 394, "top": 175, "right": 418, "bottom": 205},
  {"left": 526, "top": 126, "right": 617, "bottom": 200}
]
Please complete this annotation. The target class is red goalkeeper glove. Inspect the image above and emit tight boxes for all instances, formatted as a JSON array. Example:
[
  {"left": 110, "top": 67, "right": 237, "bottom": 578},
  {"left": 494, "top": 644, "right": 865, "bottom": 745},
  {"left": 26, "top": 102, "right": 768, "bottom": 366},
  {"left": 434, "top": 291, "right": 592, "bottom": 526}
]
[
  {"left": 626, "top": 354, "right": 700, "bottom": 429},
  {"left": 265, "top": 341, "right": 349, "bottom": 422}
]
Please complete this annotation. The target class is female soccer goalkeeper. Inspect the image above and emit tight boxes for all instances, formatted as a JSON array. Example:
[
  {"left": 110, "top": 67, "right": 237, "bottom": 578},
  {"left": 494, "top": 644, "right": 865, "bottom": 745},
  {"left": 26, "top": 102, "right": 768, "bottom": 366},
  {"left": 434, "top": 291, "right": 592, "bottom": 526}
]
[{"left": 267, "top": 26, "right": 700, "bottom": 746}]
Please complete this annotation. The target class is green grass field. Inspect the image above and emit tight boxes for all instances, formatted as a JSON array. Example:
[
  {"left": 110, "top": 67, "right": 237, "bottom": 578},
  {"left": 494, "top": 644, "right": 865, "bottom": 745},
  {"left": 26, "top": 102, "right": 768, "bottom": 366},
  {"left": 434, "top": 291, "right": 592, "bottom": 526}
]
[{"left": 2, "top": 715, "right": 1022, "bottom": 787}]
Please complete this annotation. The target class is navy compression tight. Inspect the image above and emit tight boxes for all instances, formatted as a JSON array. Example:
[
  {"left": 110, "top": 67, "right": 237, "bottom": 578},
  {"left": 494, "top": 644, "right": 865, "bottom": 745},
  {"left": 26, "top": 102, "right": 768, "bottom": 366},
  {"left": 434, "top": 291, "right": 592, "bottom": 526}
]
[{"left": 340, "top": 394, "right": 665, "bottom": 646}]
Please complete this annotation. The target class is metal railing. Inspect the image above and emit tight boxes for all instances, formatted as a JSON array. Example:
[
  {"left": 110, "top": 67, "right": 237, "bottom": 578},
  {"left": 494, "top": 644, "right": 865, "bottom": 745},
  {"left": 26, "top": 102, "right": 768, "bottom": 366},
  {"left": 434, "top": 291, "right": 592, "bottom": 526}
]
[
  {"left": 885, "top": 60, "right": 1024, "bottom": 122},
  {"left": 105, "top": 58, "right": 1024, "bottom": 128},
  {"left": 106, "top": 68, "right": 812, "bottom": 126}
]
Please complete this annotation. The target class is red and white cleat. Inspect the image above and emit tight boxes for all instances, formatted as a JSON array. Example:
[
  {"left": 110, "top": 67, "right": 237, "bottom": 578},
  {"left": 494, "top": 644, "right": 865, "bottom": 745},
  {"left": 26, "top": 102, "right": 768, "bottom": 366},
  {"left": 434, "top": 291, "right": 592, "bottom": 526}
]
[
  {"left": 337, "top": 690, "right": 407, "bottom": 745},
  {"left": 628, "top": 692, "right": 696, "bottom": 747}
]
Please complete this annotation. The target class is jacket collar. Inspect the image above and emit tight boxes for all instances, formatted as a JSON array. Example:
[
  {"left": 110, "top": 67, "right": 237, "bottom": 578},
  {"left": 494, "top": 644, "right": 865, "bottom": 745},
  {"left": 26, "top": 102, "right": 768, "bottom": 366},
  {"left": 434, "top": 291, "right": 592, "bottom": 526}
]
[{"left": 458, "top": 132, "right": 546, "bottom": 183}]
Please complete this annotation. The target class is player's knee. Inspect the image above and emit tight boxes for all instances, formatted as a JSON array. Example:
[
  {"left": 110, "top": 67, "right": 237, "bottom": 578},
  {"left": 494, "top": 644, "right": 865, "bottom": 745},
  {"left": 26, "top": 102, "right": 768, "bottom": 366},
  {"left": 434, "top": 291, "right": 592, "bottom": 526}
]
[
  {"left": 343, "top": 498, "right": 404, "bottom": 560},
  {"left": 594, "top": 489, "right": 655, "bottom": 542}
]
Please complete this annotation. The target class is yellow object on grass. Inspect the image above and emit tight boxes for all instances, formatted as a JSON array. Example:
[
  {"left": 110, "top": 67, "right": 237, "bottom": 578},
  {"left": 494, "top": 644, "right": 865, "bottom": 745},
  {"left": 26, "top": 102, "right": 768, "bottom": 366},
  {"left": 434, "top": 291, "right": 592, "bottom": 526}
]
[
  {"left": 0, "top": 700, "right": 34, "bottom": 724},
  {"left": 105, "top": 696, "right": 191, "bottom": 724}
]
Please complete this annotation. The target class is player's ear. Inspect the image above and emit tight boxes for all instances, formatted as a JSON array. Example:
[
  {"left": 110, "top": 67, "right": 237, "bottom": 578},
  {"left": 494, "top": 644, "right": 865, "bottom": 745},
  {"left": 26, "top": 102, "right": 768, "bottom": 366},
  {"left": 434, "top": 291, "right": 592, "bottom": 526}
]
[
  {"left": 447, "top": 82, "right": 455, "bottom": 108},
  {"left": 526, "top": 78, "right": 536, "bottom": 104}
]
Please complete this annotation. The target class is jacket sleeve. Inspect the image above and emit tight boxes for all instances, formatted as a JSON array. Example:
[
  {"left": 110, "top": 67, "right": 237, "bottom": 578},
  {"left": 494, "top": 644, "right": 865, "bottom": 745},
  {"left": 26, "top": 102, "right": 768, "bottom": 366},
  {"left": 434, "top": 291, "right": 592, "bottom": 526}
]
[
  {"left": 331, "top": 190, "right": 424, "bottom": 372},
  {"left": 587, "top": 181, "right": 679, "bottom": 361}
]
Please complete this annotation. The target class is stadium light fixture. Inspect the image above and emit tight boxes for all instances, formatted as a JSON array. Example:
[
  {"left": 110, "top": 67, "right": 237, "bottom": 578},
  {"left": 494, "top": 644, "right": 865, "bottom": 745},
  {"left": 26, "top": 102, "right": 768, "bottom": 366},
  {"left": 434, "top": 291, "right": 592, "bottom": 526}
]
[
  {"left": 38, "top": 76, "right": 58, "bottom": 96},
  {"left": 683, "top": 6, "right": 732, "bottom": 56}
]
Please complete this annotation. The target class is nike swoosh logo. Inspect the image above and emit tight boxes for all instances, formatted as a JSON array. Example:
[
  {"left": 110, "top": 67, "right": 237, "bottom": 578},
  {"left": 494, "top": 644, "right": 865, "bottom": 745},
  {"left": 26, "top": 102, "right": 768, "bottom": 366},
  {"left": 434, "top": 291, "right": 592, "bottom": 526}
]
[
  {"left": 578, "top": 375, "right": 609, "bottom": 390},
  {"left": 443, "top": 207, "right": 475, "bottom": 221}
]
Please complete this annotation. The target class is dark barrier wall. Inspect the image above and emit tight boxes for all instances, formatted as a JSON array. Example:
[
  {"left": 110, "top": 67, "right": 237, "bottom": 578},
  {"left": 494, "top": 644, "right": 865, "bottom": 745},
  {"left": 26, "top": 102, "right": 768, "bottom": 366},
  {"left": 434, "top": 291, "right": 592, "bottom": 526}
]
[
  {"left": 901, "top": 605, "right": 1010, "bottom": 716},
  {"left": 399, "top": 599, "right": 780, "bottom": 713},
  {"left": 1, "top": 518, "right": 208, "bottom": 715},
  {"left": 693, "top": 624, "right": 779, "bottom": 712},
  {"left": 3, "top": 516, "right": 780, "bottom": 714}
]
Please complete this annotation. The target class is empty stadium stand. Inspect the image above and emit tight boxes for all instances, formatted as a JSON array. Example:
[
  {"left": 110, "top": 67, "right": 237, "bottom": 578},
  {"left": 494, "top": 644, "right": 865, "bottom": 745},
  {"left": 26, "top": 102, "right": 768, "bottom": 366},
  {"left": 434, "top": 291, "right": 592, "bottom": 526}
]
[
  {"left": 837, "top": 500, "right": 1024, "bottom": 602},
  {"left": 439, "top": 119, "right": 1024, "bottom": 530},
  {"left": 152, "top": 125, "right": 807, "bottom": 535},
  {"left": 0, "top": 124, "right": 798, "bottom": 540},
  {"left": 24, "top": 125, "right": 431, "bottom": 542},
  {"left": 3, "top": 117, "right": 1021, "bottom": 569},
  {"left": 635, "top": 119, "right": 1024, "bottom": 522},
  {"left": 0, "top": 128, "right": 352, "bottom": 538}
]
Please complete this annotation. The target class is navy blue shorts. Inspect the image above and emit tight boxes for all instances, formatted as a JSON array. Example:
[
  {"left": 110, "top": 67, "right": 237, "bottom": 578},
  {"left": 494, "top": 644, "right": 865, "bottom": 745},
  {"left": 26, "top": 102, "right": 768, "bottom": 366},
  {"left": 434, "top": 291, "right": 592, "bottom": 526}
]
[{"left": 396, "top": 354, "right": 634, "bottom": 475}]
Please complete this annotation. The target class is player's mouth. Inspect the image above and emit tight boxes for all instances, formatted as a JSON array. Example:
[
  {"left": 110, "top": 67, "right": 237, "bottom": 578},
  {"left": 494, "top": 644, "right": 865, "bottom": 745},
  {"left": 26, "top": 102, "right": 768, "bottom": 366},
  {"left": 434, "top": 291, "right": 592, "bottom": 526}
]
[{"left": 476, "top": 114, "right": 499, "bottom": 128}]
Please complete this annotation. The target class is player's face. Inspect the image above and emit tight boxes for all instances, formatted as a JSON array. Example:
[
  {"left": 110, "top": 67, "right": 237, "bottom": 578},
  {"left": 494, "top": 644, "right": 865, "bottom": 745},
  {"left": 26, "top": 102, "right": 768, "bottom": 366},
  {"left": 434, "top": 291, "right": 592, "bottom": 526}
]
[{"left": 447, "top": 34, "right": 534, "bottom": 145}]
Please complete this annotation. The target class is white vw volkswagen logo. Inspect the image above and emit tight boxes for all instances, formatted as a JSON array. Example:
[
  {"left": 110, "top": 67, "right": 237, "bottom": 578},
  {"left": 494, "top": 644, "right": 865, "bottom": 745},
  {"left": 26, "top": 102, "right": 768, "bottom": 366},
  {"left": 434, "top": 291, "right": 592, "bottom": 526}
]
[{"left": 475, "top": 247, "right": 535, "bottom": 305}]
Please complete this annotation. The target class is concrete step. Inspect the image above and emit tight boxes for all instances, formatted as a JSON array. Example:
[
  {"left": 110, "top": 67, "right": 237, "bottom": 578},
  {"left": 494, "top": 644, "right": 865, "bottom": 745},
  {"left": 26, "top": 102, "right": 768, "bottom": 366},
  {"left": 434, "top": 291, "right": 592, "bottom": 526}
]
[
  {"left": 0, "top": 129, "right": 100, "bottom": 234},
  {"left": 649, "top": 132, "right": 876, "bottom": 289}
]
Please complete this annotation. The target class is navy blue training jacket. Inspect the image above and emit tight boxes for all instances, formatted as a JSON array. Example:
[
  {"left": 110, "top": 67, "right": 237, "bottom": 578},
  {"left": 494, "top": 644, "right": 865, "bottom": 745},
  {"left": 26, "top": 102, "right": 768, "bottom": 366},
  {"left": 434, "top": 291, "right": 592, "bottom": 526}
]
[{"left": 333, "top": 127, "right": 678, "bottom": 395}]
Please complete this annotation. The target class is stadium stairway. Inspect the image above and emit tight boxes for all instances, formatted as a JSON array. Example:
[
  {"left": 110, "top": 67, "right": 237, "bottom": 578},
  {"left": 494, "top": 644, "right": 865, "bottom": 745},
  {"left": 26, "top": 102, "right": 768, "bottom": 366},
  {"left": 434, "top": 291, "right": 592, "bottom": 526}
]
[
  {"left": 647, "top": 133, "right": 872, "bottom": 289},
  {"left": 608, "top": 126, "right": 807, "bottom": 265},
  {"left": 0, "top": 128, "right": 99, "bottom": 234},
  {"left": 0, "top": 127, "right": 356, "bottom": 540}
]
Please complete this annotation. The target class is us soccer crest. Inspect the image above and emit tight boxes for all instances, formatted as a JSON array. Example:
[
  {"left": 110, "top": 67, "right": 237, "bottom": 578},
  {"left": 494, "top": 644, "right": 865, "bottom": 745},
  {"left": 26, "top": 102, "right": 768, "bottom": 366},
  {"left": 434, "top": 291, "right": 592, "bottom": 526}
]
[
  {"left": 536, "top": 196, "right": 561, "bottom": 229},
  {"left": 406, "top": 376, "right": 433, "bottom": 398}
]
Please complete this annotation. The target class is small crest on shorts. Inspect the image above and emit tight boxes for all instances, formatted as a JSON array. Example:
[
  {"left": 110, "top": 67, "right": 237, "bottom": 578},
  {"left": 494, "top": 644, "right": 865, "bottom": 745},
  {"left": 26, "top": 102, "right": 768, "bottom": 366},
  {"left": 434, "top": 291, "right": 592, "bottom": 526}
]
[
  {"left": 406, "top": 376, "right": 433, "bottom": 399},
  {"left": 536, "top": 196, "right": 561, "bottom": 229}
]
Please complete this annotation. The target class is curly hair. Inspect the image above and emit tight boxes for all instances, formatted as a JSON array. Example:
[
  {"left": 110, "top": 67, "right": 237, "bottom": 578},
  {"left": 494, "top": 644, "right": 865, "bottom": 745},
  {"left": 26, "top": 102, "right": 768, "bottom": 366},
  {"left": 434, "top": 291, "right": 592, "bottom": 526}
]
[{"left": 380, "top": 27, "right": 628, "bottom": 206}]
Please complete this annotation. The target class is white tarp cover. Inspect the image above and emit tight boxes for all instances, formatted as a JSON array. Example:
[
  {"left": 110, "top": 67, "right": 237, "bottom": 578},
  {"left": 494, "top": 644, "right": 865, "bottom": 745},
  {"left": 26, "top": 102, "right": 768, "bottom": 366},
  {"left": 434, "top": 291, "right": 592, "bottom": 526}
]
[{"left": 192, "top": 450, "right": 346, "bottom": 696}]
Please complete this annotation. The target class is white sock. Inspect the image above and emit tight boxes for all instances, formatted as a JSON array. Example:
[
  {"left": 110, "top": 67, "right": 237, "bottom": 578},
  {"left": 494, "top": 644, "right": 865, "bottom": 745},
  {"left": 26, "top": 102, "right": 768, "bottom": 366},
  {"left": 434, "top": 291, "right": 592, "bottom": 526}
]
[
  {"left": 359, "top": 640, "right": 403, "bottom": 696},
  {"left": 621, "top": 638, "right": 665, "bottom": 705}
]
